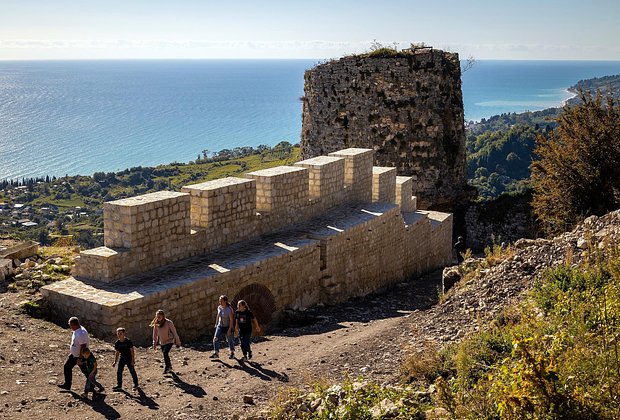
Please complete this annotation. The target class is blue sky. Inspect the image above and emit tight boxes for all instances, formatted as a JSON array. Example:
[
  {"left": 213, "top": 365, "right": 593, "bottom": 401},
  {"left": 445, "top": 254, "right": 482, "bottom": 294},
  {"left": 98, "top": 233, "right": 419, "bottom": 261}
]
[{"left": 1, "top": 0, "right": 619, "bottom": 60}]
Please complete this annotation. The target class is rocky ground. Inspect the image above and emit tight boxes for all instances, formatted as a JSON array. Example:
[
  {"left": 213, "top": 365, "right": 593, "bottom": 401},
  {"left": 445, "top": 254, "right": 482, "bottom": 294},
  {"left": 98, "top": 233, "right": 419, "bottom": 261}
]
[{"left": 1, "top": 210, "right": 619, "bottom": 419}]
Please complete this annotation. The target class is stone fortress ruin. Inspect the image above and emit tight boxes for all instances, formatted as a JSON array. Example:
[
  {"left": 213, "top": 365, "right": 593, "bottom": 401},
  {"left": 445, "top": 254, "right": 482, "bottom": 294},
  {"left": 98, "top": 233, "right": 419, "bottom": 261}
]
[
  {"left": 300, "top": 47, "right": 467, "bottom": 210},
  {"left": 42, "top": 148, "right": 453, "bottom": 345}
]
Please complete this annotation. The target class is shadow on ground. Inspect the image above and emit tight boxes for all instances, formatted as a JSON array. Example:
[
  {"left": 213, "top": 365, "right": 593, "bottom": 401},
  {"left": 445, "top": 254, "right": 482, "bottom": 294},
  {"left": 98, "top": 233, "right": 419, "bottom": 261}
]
[
  {"left": 120, "top": 387, "right": 159, "bottom": 410},
  {"left": 182, "top": 270, "right": 443, "bottom": 346},
  {"left": 65, "top": 390, "right": 121, "bottom": 419},
  {"left": 168, "top": 372, "right": 206, "bottom": 397}
]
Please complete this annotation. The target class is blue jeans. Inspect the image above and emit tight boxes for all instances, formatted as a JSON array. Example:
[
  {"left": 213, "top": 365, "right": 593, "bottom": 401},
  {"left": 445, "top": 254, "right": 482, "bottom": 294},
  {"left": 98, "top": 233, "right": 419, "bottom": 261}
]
[
  {"left": 213, "top": 325, "right": 234, "bottom": 353},
  {"left": 239, "top": 332, "right": 252, "bottom": 357},
  {"left": 117, "top": 359, "right": 139, "bottom": 387},
  {"left": 161, "top": 343, "right": 173, "bottom": 369}
]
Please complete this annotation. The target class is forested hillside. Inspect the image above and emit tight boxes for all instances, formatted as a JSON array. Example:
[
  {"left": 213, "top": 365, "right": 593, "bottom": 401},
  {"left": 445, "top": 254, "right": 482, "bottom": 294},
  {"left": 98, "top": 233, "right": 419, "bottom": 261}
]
[{"left": 467, "top": 74, "right": 620, "bottom": 199}]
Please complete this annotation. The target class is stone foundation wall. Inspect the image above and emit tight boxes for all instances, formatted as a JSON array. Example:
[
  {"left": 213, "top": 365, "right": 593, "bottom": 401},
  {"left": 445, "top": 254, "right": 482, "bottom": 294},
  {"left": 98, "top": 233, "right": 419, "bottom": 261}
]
[
  {"left": 300, "top": 49, "right": 467, "bottom": 209},
  {"left": 319, "top": 206, "right": 406, "bottom": 300},
  {"left": 45, "top": 239, "right": 321, "bottom": 345}
]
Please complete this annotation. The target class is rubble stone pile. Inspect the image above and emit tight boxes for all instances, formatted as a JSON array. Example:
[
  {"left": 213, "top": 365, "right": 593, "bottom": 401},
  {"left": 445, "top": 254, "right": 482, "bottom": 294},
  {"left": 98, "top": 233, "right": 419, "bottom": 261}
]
[{"left": 429, "top": 210, "right": 620, "bottom": 345}]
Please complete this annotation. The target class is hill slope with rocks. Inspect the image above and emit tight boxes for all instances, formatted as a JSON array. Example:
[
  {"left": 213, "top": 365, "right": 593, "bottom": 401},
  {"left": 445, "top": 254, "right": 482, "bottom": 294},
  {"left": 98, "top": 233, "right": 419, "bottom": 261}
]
[{"left": 418, "top": 210, "right": 620, "bottom": 348}]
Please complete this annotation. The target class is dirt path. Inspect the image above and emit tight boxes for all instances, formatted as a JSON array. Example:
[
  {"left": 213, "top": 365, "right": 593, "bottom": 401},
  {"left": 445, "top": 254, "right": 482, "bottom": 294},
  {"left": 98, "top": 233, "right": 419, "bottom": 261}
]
[{"left": 0, "top": 271, "right": 442, "bottom": 419}]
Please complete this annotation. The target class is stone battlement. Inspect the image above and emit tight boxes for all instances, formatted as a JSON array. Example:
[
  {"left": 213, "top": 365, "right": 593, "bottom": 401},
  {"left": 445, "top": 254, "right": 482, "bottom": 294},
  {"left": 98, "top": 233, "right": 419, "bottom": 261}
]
[
  {"left": 71, "top": 148, "right": 398, "bottom": 283},
  {"left": 42, "top": 148, "right": 452, "bottom": 345}
]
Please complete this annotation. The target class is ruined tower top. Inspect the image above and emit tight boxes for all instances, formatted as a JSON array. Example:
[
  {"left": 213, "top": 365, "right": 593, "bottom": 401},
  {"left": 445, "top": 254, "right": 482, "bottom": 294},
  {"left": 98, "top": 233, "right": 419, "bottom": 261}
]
[{"left": 300, "top": 46, "right": 467, "bottom": 210}]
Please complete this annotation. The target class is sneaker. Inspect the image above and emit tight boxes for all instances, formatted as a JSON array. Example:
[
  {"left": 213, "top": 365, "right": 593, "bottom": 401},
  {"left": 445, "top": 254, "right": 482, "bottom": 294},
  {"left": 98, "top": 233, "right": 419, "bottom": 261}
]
[
  {"left": 57, "top": 383, "right": 71, "bottom": 390},
  {"left": 248, "top": 351, "right": 252, "bottom": 360},
  {"left": 132, "top": 385, "right": 140, "bottom": 391},
  {"left": 163, "top": 367, "right": 171, "bottom": 374},
  {"left": 209, "top": 352, "right": 219, "bottom": 359},
  {"left": 112, "top": 385, "right": 122, "bottom": 392},
  {"left": 241, "top": 355, "right": 248, "bottom": 362},
  {"left": 228, "top": 353, "right": 235, "bottom": 359}
]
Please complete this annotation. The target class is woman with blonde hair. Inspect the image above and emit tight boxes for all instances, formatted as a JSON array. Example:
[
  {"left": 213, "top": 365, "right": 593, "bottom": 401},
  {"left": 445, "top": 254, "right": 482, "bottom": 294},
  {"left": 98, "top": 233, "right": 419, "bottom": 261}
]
[{"left": 150, "top": 309, "right": 181, "bottom": 374}]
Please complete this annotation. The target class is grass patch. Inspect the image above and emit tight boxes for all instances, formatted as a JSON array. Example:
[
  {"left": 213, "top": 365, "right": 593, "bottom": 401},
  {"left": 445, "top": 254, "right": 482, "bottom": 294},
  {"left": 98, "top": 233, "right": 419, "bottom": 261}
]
[{"left": 20, "top": 299, "right": 46, "bottom": 318}]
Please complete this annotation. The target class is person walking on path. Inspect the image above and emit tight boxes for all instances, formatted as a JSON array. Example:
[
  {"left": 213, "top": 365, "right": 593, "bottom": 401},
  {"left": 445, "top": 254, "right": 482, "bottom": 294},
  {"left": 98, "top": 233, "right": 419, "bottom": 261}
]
[
  {"left": 80, "top": 347, "right": 104, "bottom": 398},
  {"left": 150, "top": 309, "right": 181, "bottom": 374},
  {"left": 234, "top": 300, "right": 261, "bottom": 362},
  {"left": 57, "top": 316, "right": 90, "bottom": 390},
  {"left": 454, "top": 236, "right": 467, "bottom": 264},
  {"left": 112, "top": 327, "right": 139, "bottom": 391},
  {"left": 210, "top": 295, "right": 235, "bottom": 359}
]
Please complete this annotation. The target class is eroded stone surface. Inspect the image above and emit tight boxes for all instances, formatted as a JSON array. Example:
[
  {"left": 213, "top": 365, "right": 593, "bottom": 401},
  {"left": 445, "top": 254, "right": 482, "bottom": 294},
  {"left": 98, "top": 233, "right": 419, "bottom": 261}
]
[{"left": 300, "top": 49, "right": 467, "bottom": 209}]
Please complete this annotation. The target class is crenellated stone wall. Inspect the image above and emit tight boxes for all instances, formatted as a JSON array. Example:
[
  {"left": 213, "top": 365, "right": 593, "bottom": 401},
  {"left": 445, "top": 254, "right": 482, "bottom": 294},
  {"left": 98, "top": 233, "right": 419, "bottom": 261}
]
[
  {"left": 300, "top": 48, "right": 467, "bottom": 209},
  {"left": 42, "top": 147, "right": 453, "bottom": 345}
]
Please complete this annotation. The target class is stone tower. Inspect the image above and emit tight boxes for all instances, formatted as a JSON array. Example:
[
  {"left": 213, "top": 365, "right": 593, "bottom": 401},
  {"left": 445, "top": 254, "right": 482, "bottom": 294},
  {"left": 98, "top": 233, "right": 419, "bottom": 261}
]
[{"left": 300, "top": 47, "right": 467, "bottom": 209}]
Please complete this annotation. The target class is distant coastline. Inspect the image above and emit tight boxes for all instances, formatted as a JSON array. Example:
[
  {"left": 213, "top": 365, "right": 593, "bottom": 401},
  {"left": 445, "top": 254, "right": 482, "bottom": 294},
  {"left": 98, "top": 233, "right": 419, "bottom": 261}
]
[{"left": 562, "top": 88, "right": 579, "bottom": 106}]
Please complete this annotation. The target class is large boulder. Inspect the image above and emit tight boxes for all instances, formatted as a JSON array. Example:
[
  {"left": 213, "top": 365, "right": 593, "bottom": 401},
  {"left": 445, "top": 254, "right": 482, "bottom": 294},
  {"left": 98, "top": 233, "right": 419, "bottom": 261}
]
[{"left": 441, "top": 265, "right": 462, "bottom": 294}]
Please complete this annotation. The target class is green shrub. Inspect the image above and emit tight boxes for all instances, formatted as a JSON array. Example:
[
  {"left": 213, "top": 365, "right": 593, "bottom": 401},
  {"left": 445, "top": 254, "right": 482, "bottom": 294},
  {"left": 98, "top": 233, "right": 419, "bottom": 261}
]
[{"left": 21, "top": 299, "right": 45, "bottom": 318}]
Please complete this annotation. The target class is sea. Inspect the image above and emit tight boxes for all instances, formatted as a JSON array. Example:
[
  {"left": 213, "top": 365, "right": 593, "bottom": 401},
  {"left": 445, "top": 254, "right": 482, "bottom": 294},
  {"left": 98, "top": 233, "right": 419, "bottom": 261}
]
[{"left": 1, "top": 59, "right": 620, "bottom": 181}]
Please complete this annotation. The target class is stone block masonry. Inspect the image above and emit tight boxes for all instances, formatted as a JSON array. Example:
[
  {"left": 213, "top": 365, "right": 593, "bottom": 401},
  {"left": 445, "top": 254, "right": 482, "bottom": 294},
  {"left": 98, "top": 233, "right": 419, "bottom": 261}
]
[
  {"left": 42, "top": 147, "right": 453, "bottom": 344},
  {"left": 372, "top": 167, "right": 397, "bottom": 203},
  {"left": 328, "top": 148, "right": 373, "bottom": 203},
  {"left": 245, "top": 166, "right": 309, "bottom": 213},
  {"left": 396, "top": 176, "right": 416, "bottom": 212},
  {"left": 300, "top": 48, "right": 467, "bottom": 209},
  {"left": 181, "top": 177, "right": 256, "bottom": 229},
  {"left": 294, "top": 155, "right": 345, "bottom": 201},
  {"left": 75, "top": 191, "right": 194, "bottom": 283}
]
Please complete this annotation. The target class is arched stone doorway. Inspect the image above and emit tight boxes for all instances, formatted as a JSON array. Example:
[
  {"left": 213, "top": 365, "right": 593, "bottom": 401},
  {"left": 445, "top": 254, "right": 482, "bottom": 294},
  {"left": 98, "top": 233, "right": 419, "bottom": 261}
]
[{"left": 232, "top": 283, "right": 277, "bottom": 327}]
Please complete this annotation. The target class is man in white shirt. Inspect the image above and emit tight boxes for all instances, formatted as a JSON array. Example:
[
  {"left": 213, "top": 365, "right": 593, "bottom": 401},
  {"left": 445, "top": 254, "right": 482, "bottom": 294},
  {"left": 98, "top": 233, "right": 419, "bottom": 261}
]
[{"left": 57, "top": 317, "right": 90, "bottom": 390}]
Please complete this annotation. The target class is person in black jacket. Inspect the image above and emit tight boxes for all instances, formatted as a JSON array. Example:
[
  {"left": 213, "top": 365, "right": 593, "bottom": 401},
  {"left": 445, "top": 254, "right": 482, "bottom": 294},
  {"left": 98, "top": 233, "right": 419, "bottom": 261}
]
[{"left": 454, "top": 236, "right": 467, "bottom": 264}]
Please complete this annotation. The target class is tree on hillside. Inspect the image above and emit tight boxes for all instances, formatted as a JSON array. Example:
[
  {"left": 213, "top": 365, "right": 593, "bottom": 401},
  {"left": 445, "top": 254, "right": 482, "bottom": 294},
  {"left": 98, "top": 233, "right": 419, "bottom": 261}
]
[{"left": 531, "top": 90, "right": 620, "bottom": 235}]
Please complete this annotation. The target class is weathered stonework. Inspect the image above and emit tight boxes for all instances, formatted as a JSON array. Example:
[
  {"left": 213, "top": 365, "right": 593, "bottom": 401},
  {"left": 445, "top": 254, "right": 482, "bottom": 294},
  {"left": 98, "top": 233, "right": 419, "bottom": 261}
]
[
  {"left": 300, "top": 48, "right": 467, "bottom": 209},
  {"left": 42, "top": 148, "right": 453, "bottom": 345},
  {"left": 0, "top": 240, "right": 38, "bottom": 261},
  {"left": 464, "top": 194, "right": 539, "bottom": 252}
]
